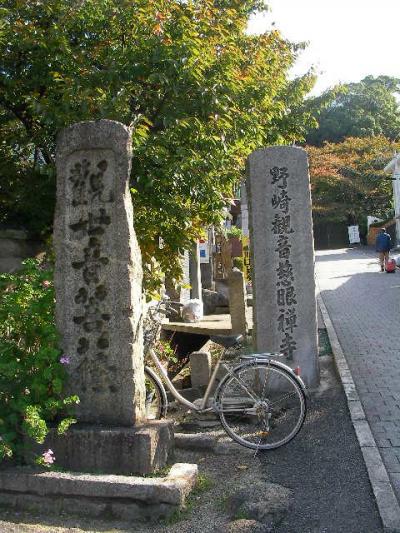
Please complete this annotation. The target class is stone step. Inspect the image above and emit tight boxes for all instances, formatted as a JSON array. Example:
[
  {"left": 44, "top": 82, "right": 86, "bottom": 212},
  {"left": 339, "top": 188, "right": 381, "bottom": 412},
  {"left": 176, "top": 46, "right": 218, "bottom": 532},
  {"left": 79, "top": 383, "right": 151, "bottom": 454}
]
[{"left": 0, "top": 463, "right": 198, "bottom": 522}]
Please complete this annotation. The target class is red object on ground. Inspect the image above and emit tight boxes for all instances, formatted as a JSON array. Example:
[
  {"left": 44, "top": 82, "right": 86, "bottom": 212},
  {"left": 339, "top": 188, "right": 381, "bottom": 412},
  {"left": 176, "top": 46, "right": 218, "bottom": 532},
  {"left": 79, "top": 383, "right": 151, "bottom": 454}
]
[{"left": 386, "top": 258, "right": 396, "bottom": 273}]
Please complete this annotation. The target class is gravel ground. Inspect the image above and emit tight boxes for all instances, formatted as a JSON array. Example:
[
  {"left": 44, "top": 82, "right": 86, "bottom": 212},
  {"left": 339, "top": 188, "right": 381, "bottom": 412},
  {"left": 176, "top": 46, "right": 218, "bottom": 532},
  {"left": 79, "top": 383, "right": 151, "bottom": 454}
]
[{"left": 0, "top": 354, "right": 383, "bottom": 533}]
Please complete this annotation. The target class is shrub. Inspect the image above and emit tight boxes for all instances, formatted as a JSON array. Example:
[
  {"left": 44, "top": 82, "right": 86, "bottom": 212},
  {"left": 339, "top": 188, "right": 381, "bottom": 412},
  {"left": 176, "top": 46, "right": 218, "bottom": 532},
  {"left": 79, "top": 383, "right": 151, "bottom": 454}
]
[
  {"left": 226, "top": 226, "right": 243, "bottom": 239},
  {"left": 232, "top": 257, "right": 244, "bottom": 271},
  {"left": 154, "top": 339, "right": 178, "bottom": 367},
  {"left": 0, "top": 259, "right": 78, "bottom": 463}
]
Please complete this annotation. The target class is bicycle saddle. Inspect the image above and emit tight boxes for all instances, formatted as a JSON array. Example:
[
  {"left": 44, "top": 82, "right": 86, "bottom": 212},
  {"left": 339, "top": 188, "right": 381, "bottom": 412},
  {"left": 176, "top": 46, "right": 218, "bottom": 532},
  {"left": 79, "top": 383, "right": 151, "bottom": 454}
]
[{"left": 210, "top": 334, "right": 243, "bottom": 348}]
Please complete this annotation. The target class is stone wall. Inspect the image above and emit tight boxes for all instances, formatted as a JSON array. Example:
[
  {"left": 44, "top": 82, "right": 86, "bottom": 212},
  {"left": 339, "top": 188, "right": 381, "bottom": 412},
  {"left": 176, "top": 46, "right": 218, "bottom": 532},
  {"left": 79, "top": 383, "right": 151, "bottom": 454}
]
[
  {"left": 0, "top": 230, "right": 43, "bottom": 273},
  {"left": 367, "top": 221, "right": 396, "bottom": 247}
]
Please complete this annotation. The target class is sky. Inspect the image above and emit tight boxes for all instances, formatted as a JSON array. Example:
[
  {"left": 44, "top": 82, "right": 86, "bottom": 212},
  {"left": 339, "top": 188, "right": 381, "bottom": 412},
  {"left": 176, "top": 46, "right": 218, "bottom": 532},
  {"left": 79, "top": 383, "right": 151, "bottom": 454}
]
[{"left": 248, "top": 0, "right": 400, "bottom": 95}]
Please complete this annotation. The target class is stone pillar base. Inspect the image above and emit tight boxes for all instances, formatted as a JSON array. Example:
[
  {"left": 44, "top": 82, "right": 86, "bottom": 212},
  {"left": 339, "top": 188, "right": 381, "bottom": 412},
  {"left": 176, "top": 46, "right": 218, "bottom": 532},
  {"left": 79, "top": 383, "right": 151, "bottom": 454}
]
[
  {"left": 32, "top": 421, "right": 174, "bottom": 475},
  {"left": 0, "top": 463, "right": 198, "bottom": 522}
]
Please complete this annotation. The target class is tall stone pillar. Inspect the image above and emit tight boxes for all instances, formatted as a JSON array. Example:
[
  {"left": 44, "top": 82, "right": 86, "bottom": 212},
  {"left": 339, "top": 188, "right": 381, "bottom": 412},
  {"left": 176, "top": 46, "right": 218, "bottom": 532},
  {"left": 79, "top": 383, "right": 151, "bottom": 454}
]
[
  {"left": 200, "top": 228, "right": 215, "bottom": 290},
  {"left": 228, "top": 268, "right": 248, "bottom": 336},
  {"left": 55, "top": 119, "right": 145, "bottom": 425},
  {"left": 189, "top": 241, "right": 202, "bottom": 301},
  {"left": 246, "top": 146, "right": 319, "bottom": 387},
  {"left": 165, "top": 250, "right": 190, "bottom": 303},
  {"left": 53, "top": 120, "right": 173, "bottom": 474}
]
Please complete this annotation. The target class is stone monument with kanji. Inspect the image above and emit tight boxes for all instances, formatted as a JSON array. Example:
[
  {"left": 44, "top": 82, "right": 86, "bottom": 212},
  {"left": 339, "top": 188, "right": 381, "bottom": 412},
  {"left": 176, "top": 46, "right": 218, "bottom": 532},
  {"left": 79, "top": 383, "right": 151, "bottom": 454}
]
[
  {"left": 246, "top": 146, "right": 319, "bottom": 387},
  {"left": 52, "top": 119, "right": 172, "bottom": 473}
]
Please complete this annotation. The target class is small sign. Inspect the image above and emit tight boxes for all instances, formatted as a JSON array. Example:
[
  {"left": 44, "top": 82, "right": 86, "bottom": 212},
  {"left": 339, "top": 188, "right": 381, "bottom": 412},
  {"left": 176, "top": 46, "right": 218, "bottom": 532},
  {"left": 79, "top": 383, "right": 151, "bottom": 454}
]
[
  {"left": 199, "top": 239, "right": 209, "bottom": 263},
  {"left": 348, "top": 225, "right": 360, "bottom": 244},
  {"left": 242, "top": 236, "right": 251, "bottom": 281},
  {"left": 158, "top": 236, "right": 164, "bottom": 249}
]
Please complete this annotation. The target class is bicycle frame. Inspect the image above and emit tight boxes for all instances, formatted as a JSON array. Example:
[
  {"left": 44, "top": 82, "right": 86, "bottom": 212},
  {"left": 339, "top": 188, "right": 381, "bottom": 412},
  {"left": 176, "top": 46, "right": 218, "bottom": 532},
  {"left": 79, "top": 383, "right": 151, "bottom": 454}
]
[
  {"left": 147, "top": 346, "right": 287, "bottom": 413},
  {"left": 147, "top": 346, "right": 222, "bottom": 412}
]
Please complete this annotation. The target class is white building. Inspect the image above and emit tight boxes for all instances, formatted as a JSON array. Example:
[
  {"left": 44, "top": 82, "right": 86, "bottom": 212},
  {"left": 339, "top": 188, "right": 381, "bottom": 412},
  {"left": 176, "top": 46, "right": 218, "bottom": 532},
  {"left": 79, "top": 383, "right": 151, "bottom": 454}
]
[{"left": 384, "top": 153, "right": 400, "bottom": 245}]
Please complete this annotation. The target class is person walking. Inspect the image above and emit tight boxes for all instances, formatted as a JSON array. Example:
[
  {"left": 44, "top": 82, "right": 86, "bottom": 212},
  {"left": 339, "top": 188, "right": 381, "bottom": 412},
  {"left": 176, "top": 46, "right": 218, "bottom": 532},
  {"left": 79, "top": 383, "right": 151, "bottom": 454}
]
[{"left": 375, "top": 227, "right": 392, "bottom": 272}]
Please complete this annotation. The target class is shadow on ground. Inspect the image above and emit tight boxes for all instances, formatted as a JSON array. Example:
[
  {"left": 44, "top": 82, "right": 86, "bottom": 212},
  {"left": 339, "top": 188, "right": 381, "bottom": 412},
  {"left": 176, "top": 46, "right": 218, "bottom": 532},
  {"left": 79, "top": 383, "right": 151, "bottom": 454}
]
[{"left": 260, "top": 355, "right": 382, "bottom": 533}]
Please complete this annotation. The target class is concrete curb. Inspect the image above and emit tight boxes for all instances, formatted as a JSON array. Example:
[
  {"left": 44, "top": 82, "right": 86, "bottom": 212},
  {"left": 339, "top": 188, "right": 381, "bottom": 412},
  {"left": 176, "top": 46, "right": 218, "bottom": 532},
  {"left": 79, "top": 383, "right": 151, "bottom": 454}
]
[{"left": 317, "top": 292, "right": 400, "bottom": 533}]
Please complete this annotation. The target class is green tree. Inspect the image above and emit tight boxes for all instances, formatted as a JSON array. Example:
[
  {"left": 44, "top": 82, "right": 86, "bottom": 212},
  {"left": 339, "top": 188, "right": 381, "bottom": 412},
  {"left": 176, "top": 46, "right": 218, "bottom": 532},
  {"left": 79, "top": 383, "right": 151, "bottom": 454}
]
[
  {"left": 308, "top": 136, "right": 400, "bottom": 227},
  {"left": 306, "top": 76, "right": 400, "bottom": 146},
  {"left": 0, "top": 0, "right": 316, "bottom": 285}
]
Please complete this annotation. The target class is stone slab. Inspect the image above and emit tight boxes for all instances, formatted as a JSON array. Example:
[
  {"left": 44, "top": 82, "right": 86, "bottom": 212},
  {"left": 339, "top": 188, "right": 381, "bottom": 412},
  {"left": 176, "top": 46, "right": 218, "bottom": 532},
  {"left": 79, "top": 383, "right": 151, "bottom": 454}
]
[
  {"left": 0, "top": 235, "right": 44, "bottom": 273},
  {"left": 0, "top": 229, "right": 28, "bottom": 239},
  {"left": 190, "top": 351, "right": 211, "bottom": 388},
  {"left": 0, "top": 238, "right": 41, "bottom": 258},
  {"left": 0, "top": 258, "right": 24, "bottom": 273},
  {"left": 163, "top": 309, "right": 253, "bottom": 336},
  {"left": 0, "top": 463, "right": 198, "bottom": 521},
  {"left": 30, "top": 421, "right": 174, "bottom": 475},
  {"left": 163, "top": 314, "right": 233, "bottom": 336}
]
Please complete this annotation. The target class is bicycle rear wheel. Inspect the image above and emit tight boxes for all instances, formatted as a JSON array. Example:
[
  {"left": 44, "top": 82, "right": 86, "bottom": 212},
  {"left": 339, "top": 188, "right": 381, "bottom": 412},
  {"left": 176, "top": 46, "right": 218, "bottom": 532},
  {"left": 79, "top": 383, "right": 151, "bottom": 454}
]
[
  {"left": 215, "top": 361, "right": 306, "bottom": 450},
  {"left": 144, "top": 366, "right": 168, "bottom": 420}
]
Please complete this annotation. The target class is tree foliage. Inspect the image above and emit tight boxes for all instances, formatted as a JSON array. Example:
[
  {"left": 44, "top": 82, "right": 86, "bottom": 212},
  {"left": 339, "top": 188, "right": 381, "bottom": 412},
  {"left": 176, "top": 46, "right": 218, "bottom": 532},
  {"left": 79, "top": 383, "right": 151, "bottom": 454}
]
[
  {"left": 308, "top": 136, "right": 400, "bottom": 226},
  {"left": 0, "top": 0, "right": 316, "bottom": 284},
  {"left": 306, "top": 76, "right": 400, "bottom": 146}
]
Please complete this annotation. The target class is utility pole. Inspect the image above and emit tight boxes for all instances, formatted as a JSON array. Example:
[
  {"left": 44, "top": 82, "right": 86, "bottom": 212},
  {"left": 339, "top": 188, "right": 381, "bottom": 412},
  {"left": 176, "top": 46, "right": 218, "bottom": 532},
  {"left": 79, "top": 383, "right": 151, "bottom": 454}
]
[{"left": 384, "top": 152, "right": 400, "bottom": 246}]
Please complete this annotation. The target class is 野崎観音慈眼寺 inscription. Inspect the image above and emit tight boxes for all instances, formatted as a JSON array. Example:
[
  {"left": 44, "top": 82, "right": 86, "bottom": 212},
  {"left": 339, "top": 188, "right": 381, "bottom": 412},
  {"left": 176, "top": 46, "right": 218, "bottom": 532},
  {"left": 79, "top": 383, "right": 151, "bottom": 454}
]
[
  {"left": 270, "top": 166, "right": 297, "bottom": 359},
  {"left": 246, "top": 147, "right": 319, "bottom": 387}
]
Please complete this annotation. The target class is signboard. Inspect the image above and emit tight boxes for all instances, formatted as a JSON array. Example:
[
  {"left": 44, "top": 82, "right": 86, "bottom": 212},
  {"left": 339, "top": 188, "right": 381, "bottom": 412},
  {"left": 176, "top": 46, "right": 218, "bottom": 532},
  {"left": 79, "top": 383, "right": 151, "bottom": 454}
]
[
  {"left": 242, "top": 236, "right": 251, "bottom": 281},
  {"left": 199, "top": 239, "right": 209, "bottom": 263},
  {"left": 348, "top": 225, "right": 360, "bottom": 244}
]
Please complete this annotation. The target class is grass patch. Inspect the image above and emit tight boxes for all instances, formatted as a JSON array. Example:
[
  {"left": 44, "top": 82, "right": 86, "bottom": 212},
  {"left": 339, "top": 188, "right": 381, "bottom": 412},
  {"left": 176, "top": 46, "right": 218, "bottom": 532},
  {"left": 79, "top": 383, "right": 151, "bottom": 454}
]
[
  {"left": 318, "top": 328, "right": 333, "bottom": 357},
  {"left": 140, "top": 464, "right": 172, "bottom": 478},
  {"left": 164, "top": 473, "right": 214, "bottom": 525},
  {"left": 233, "top": 508, "right": 250, "bottom": 520},
  {"left": 195, "top": 473, "right": 214, "bottom": 492}
]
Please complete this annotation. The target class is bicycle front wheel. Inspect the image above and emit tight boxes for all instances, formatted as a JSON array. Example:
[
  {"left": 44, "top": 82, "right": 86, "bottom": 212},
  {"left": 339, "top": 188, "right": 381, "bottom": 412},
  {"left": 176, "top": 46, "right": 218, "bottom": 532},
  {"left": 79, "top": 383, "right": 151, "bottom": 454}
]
[{"left": 215, "top": 361, "right": 306, "bottom": 450}]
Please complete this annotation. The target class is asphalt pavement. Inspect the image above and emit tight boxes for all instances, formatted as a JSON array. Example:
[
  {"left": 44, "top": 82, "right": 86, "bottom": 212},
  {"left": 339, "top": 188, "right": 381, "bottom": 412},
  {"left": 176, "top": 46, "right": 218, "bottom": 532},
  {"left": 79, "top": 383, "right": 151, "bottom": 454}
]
[{"left": 259, "top": 354, "right": 383, "bottom": 533}]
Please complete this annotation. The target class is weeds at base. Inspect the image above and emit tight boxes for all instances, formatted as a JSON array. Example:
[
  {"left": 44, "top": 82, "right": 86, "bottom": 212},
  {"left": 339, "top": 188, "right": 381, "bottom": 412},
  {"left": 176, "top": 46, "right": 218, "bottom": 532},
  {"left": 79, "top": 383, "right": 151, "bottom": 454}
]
[{"left": 163, "top": 474, "right": 214, "bottom": 525}]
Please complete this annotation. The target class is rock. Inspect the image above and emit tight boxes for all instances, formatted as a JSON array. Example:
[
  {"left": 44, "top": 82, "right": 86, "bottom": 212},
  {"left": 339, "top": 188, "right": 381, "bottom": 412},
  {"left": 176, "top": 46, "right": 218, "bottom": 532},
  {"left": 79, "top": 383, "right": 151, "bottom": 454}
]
[
  {"left": 226, "top": 481, "right": 292, "bottom": 526},
  {"left": 202, "top": 289, "right": 229, "bottom": 315},
  {"left": 223, "top": 519, "right": 271, "bottom": 533},
  {"left": 190, "top": 351, "right": 211, "bottom": 388}
]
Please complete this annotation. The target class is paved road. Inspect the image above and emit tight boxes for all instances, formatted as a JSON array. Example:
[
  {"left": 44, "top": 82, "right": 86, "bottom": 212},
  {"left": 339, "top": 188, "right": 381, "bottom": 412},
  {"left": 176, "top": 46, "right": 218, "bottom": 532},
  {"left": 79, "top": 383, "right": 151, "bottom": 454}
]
[{"left": 316, "top": 247, "right": 400, "bottom": 501}]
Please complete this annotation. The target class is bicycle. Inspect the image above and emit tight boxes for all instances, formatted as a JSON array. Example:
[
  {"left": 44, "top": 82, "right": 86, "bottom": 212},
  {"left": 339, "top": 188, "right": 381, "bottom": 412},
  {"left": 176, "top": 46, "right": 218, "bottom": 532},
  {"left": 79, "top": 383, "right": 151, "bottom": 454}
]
[{"left": 143, "top": 297, "right": 308, "bottom": 451}]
